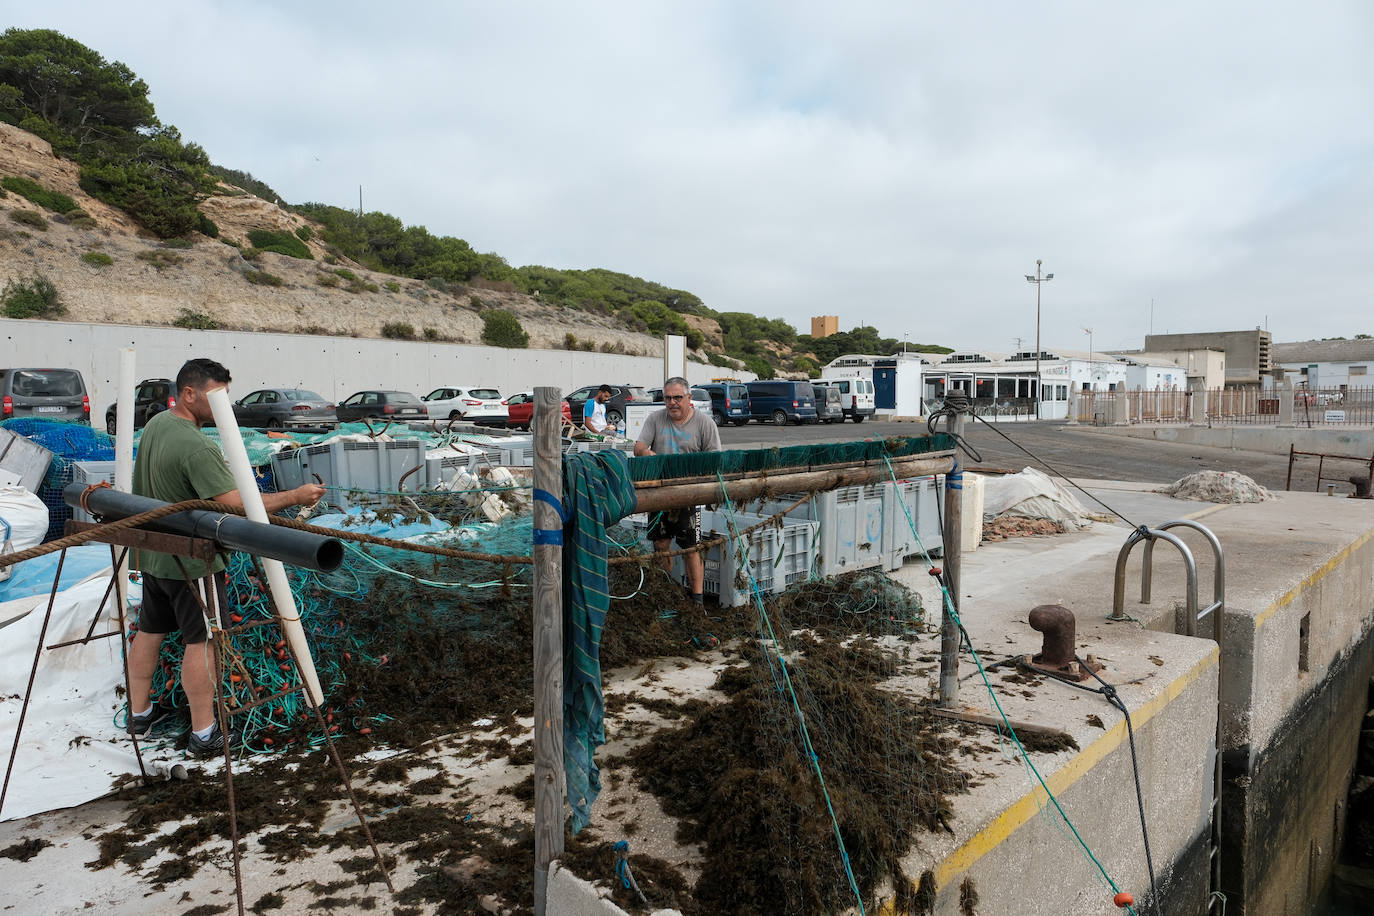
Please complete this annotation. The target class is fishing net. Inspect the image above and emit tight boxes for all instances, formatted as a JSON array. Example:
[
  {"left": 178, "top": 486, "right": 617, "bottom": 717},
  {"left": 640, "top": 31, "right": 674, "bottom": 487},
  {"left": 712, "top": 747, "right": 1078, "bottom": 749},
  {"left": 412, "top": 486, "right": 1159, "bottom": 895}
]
[{"left": 0, "top": 418, "right": 115, "bottom": 541}]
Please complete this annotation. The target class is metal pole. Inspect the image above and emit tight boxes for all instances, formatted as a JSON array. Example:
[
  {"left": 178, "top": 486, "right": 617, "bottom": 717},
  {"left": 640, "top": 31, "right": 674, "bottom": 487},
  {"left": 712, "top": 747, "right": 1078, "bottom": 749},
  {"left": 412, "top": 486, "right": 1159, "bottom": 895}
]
[
  {"left": 532, "top": 387, "right": 564, "bottom": 915},
  {"left": 939, "top": 408, "right": 965, "bottom": 707},
  {"left": 1035, "top": 260, "right": 1042, "bottom": 420}
]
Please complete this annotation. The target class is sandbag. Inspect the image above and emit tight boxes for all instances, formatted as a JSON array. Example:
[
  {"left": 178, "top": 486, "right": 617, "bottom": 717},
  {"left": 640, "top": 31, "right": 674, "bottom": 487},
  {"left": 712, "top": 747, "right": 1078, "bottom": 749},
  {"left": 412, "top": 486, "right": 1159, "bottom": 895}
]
[{"left": 0, "top": 486, "right": 48, "bottom": 582}]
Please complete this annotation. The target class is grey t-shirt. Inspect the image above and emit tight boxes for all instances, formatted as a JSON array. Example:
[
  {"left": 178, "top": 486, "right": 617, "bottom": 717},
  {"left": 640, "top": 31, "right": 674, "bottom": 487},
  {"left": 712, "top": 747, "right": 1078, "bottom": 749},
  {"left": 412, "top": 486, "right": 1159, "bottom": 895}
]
[{"left": 637, "top": 407, "right": 722, "bottom": 455}]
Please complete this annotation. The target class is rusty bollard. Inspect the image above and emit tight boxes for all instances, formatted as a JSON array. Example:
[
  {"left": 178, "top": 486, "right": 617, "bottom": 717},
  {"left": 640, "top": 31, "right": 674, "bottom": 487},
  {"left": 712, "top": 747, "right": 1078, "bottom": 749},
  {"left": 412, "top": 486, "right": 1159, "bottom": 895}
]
[{"left": 1024, "top": 604, "right": 1103, "bottom": 682}]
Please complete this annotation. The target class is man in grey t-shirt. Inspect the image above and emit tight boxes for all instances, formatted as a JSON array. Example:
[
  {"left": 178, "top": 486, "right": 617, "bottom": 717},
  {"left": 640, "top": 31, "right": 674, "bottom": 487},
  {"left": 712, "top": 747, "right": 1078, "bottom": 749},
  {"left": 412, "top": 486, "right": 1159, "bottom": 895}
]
[{"left": 634, "top": 376, "right": 722, "bottom": 603}]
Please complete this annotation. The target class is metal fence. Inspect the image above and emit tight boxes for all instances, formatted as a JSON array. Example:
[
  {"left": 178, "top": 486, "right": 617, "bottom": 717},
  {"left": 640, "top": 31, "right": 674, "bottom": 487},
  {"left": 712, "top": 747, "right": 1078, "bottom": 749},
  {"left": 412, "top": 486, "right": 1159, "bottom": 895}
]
[{"left": 1071, "top": 386, "right": 1374, "bottom": 426}]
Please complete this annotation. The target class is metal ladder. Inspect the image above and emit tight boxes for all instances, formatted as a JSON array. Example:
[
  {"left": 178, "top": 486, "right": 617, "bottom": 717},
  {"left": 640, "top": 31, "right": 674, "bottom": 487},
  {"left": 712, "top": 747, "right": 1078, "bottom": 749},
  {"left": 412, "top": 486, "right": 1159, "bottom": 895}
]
[{"left": 1112, "top": 520, "right": 1226, "bottom": 913}]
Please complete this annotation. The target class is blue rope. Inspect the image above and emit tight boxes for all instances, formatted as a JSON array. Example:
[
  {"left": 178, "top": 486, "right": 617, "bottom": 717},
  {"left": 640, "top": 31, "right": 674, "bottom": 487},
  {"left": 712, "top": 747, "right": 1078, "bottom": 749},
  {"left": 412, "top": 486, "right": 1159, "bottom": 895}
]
[
  {"left": 716, "top": 472, "right": 867, "bottom": 915},
  {"left": 881, "top": 455, "right": 1139, "bottom": 915}
]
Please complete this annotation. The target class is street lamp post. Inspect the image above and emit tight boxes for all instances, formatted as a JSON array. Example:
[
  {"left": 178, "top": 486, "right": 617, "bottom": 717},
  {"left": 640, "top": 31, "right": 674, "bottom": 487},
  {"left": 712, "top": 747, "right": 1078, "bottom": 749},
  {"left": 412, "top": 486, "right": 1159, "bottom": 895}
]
[
  {"left": 1082, "top": 327, "right": 1094, "bottom": 387},
  {"left": 1024, "top": 260, "right": 1054, "bottom": 419}
]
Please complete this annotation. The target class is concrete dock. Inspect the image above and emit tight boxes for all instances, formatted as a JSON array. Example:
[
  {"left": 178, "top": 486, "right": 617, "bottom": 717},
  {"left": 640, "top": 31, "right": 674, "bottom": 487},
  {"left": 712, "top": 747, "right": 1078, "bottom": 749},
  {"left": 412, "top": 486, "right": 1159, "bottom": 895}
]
[{"left": 0, "top": 480, "right": 1370, "bottom": 915}]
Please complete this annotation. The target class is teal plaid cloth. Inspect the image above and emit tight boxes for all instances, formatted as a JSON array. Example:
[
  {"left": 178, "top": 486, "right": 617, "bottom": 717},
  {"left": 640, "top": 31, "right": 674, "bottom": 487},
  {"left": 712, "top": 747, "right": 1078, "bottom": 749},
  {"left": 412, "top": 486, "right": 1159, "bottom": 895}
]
[{"left": 562, "top": 449, "right": 637, "bottom": 832}]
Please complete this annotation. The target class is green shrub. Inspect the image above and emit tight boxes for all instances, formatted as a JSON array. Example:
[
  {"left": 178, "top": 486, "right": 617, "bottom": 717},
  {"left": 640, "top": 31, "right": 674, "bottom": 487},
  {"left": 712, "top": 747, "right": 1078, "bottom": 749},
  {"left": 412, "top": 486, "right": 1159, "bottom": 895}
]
[
  {"left": 0, "top": 176, "right": 77, "bottom": 213},
  {"left": 423, "top": 327, "right": 442, "bottom": 341},
  {"left": 316, "top": 274, "right": 341, "bottom": 288},
  {"left": 8, "top": 209, "right": 46, "bottom": 230},
  {"left": 294, "top": 225, "right": 313, "bottom": 241},
  {"left": 244, "top": 269, "right": 284, "bottom": 287},
  {"left": 81, "top": 250, "right": 113, "bottom": 267},
  {"left": 173, "top": 308, "right": 219, "bottom": 329},
  {"left": 381, "top": 321, "right": 415, "bottom": 339},
  {"left": 1, "top": 273, "right": 64, "bottom": 319},
  {"left": 135, "top": 249, "right": 183, "bottom": 270},
  {"left": 197, "top": 211, "right": 219, "bottom": 238},
  {"left": 333, "top": 268, "right": 357, "bottom": 281},
  {"left": 426, "top": 277, "right": 450, "bottom": 294},
  {"left": 246, "top": 229, "right": 312, "bottom": 260},
  {"left": 219, "top": 237, "right": 242, "bottom": 248},
  {"left": 481, "top": 309, "right": 529, "bottom": 348},
  {"left": 383, "top": 281, "right": 400, "bottom": 293},
  {"left": 346, "top": 279, "right": 378, "bottom": 294},
  {"left": 162, "top": 237, "right": 193, "bottom": 249},
  {"left": 468, "top": 294, "right": 484, "bottom": 309},
  {"left": 240, "top": 247, "right": 262, "bottom": 261},
  {"left": 323, "top": 253, "right": 338, "bottom": 265},
  {"left": 563, "top": 332, "right": 578, "bottom": 350}
]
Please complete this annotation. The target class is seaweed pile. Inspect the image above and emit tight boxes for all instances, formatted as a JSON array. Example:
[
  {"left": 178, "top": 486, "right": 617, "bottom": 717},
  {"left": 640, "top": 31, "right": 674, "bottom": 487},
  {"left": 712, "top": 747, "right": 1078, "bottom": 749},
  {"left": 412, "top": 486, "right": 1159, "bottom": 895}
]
[{"left": 92, "top": 548, "right": 986, "bottom": 914}]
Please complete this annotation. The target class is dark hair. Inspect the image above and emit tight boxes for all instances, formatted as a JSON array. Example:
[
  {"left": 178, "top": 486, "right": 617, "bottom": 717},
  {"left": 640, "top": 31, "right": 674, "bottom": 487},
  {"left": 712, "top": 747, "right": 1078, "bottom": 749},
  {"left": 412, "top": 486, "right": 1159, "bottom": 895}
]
[
  {"left": 176, "top": 358, "right": 231, "bottom": 394},
  {"left": 598, "top": 384, "right": 614, "bottom": 395}
]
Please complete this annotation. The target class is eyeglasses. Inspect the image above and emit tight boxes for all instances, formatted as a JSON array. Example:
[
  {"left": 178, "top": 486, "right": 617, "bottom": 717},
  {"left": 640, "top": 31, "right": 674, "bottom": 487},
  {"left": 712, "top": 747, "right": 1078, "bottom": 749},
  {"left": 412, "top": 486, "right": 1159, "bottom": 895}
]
[{"left": 664, "top": 394, "right": 687, "bottom": 402}]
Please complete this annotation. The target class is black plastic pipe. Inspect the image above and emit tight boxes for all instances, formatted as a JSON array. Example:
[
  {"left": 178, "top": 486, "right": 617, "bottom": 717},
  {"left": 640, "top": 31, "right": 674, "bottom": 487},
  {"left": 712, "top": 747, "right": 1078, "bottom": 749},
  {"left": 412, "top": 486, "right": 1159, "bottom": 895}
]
[{"left": 63, "top": 484, "right": 344, "bottom": 572}]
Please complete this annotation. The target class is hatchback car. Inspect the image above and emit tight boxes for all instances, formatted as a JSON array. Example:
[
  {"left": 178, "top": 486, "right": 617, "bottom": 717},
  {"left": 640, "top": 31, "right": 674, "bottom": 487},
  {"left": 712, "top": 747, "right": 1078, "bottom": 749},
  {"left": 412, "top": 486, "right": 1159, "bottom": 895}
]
[
  {"left": 233, "top": 388, "right": 337, "bottom": 428},
  {"left": 0, "top": 367, "right": 90, "bottom": 424},
  {"left": 503, "top": 392, "right": 573, "bottom": 431},
  {"left": 422, "top": 386, "right": 508, "bottom": 426},
  {"left": 564, "top": 384, "right": 649, "bottom": 428},
  {"left": 105, "top": 378, "right": 175, "bottom": 435},
  {"left": 335, "top": 390, "right": 427, "bottom": 423}
]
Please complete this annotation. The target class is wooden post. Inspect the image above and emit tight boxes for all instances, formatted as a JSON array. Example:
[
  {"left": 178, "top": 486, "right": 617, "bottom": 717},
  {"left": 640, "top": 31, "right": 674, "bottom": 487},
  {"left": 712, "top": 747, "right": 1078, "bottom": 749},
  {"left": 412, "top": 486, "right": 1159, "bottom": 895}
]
[
  {"left": 939, "top": 408, "right": 964, "bottom": 707},
  {"left": 532, "top": 387, "right": 564, "bottom": 915}
]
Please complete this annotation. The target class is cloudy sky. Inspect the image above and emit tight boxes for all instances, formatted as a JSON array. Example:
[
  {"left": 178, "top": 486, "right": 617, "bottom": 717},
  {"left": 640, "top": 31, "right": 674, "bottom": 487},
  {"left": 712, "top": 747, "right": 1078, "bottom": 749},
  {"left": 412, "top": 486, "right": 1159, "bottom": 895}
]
[{"left": 14, "top": 2, "right": 1374, "bottom": 352}]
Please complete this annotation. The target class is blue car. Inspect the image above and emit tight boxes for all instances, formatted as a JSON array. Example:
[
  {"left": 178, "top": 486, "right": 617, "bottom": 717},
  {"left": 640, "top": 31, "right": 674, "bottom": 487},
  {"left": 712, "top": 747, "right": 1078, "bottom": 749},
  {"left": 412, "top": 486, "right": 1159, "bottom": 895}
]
[
  {"left": 698, "top": 382, "right": 751, "bottom": 427},
  {"left": 745, "top": 380, "right": 818, "bottom": 426}
]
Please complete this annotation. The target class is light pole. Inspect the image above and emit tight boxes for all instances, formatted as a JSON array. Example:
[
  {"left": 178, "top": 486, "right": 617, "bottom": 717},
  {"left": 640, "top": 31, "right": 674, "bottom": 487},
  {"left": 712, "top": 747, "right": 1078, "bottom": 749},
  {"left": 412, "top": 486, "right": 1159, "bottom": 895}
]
[
  {"left": 1024, "top": 260, "right": 1054, "bottom": 419},
  {"left": 1082, "top": 326, "right": 1094, "bottom": 388}
]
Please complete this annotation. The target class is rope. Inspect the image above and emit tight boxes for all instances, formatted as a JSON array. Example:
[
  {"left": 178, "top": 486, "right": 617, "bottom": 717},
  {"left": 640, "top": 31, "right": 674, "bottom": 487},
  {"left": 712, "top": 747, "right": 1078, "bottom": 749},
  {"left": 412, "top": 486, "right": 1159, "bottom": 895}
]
[{"left": 882, "top": 457, "right": 1142, "bottom": 914}]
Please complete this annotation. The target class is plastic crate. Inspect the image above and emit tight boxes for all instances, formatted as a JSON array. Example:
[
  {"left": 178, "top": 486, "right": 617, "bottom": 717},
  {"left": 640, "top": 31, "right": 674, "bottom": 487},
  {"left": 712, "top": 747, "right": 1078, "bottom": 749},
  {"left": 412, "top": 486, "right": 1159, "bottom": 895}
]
[
  {"left": 270, "top": 439, "right": 424, "bottom": 507},
  {"left": 621, "top": 508, "right": 816, "bottom": 607},
  {"left": 68, "top": 460, "right": 118, "bottom": 523},
  {"left": 886, "top": 475, "right": 944, "bottom": 566},
  {"left": 744, "top": 485, "right": 886, "bottom": 578}
]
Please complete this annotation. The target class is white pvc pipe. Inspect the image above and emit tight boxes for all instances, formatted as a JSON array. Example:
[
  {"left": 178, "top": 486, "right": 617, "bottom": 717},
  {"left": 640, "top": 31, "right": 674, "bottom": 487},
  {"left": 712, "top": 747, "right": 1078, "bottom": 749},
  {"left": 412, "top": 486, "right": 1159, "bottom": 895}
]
[
  {"left": 114, "top": 348, "right": 135, "bottom": 624},
  {"left": 207, "top": 387, "right": 324, "bottom": 705}
]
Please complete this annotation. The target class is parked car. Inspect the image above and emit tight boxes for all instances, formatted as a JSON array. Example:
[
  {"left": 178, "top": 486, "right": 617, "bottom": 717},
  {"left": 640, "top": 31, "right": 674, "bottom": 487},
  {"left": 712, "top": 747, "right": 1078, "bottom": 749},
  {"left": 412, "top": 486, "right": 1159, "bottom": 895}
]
[
  {"left": 335, "top": 390, "right": 427, "bottom": 423},
  {"left": 105, "top": 378, "right": 175, "bottom": 435},
  {"left": 817, "top": 385, "right": 844, "bottom": 423},
  {"left": 564, "top": 384, "right": 650, "bottom": 428},
  {"left": 698, "top": 381, "right": 752, "bottom": 427},
  {"left": 422, "top": 386, "right": 509, "bottom": 426},
  {"left": 745, "top": 380, "right": 818, "bottom": 426},
  {"left": 0, "top": 367, "right": 90, "bottom": 424},
  {"left": 813, "top": 377, "right": 876, "bottom": 422},
  {"left": 233, "top": 388, "right": 337, "bottom": 428},
  {"left": 503, "top": 392, "right": 574, "bottom": 430},
  {"left": 689, "top": 387, "right": 712, "bottom": 414}
]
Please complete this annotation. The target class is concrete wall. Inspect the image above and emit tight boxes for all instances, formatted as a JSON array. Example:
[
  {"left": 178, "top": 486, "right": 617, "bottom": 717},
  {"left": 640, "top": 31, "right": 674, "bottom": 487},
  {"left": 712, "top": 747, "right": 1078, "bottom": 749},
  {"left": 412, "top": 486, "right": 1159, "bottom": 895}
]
[
  {"left": 1146, "top": 331, "right": 1271, "bottom": 386},
  {"left": 1071, "top": 424, "right": 1374, "bottom": 458},
  {"left": 0, "top": 318, "right": 751, "bottom": 416}
]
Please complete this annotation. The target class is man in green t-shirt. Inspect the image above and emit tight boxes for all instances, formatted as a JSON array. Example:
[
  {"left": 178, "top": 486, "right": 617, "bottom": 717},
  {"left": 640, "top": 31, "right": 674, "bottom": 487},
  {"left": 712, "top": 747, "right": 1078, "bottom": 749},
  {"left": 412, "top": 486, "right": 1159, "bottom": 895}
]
[{"left": 127, "top": 358, "right": 325, "bottom": 757}]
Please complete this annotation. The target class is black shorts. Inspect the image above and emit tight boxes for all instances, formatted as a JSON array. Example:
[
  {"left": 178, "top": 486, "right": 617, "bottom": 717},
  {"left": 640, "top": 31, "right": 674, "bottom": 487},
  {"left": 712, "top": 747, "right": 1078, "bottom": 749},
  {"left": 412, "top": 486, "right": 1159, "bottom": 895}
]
[
  {"left": 647, "top": 508, "right": 700, "bottom": 548},
  {"left": 138, "top": 572, "right": 231, "bottom": 645}
]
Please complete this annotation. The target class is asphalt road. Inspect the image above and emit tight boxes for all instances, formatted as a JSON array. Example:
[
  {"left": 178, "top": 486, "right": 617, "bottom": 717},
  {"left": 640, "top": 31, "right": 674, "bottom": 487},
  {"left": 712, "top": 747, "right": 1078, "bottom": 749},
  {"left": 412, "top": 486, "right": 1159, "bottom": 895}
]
[{"left": 716, "top": 418, "right": 1315, "bottom": 492}]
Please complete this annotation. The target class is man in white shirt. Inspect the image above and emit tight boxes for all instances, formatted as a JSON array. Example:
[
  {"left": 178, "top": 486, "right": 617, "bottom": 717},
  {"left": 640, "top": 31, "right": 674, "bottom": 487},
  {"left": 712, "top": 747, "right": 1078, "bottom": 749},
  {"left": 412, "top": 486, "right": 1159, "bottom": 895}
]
[{"left": 583, "top": 385, "right": 613, "bottom": 433}]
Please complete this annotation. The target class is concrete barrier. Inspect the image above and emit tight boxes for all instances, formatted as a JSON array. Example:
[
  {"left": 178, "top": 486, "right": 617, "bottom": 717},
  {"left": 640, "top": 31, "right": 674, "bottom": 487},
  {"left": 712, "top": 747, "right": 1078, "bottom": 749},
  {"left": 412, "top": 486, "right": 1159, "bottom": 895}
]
[{"left": 1075, "top": 424, "right": 1374, "bottom": 457}]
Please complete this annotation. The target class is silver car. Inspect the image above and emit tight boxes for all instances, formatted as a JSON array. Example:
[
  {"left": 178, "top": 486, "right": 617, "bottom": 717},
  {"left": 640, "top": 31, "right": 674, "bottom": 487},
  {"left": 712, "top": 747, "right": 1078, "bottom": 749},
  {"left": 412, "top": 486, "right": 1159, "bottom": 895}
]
[{"left": 232, "top": 388, "right": 337, "bottom": 428}]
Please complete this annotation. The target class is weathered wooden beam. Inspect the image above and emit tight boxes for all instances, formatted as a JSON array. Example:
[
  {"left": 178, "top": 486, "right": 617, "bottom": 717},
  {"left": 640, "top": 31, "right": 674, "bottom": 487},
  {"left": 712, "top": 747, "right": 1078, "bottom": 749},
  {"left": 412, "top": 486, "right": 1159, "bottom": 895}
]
[
  {"left": 531, "top": 387, "right": 564, "bottom": 916},
  {"left": 631, "top": 452, "right": 955, "bottom": 513}
]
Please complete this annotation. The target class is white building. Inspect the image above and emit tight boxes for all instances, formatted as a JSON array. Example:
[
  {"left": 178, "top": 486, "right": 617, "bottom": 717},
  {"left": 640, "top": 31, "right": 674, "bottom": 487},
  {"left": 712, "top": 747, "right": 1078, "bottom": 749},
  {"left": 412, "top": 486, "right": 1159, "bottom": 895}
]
[{"left": 1273, "top": 339, "right": 1374, "bottom": 391}]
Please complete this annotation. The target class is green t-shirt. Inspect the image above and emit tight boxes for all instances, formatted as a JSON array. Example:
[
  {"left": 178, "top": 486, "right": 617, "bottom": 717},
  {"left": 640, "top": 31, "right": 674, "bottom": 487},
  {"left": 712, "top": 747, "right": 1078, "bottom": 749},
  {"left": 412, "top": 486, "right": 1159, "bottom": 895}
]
[{"left": 132, "top": 410, "right": 237, "bottom": 580}]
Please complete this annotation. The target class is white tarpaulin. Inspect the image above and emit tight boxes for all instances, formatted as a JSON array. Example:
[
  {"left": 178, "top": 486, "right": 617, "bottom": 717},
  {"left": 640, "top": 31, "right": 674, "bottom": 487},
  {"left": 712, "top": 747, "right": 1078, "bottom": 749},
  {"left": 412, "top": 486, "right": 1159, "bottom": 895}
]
[
  {"left": 981, "top": 467, "right": 1093, "bottom": 530},
  {"left": 0, "top": 572, "right": 188, "bottom": 821}
]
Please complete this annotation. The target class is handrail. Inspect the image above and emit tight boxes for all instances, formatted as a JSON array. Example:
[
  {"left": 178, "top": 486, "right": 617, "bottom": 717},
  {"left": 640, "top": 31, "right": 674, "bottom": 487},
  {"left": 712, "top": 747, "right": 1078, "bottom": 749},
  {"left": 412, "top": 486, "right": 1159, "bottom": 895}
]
[
  {"left": 1112, "top": 527, "right": 1198, "bottom": 634},
  {"left": 1144, "top": 519, "right": 1226, "bottom": 643}
]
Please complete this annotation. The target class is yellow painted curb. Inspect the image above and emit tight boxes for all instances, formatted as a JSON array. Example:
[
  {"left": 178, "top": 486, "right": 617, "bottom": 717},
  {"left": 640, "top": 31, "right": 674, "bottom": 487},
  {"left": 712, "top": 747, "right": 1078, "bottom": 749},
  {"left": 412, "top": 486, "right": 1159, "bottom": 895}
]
[
  {"left": 875, "top": 645, "right": 1220, "bottom": 906},
  {"left": 1253, "top": 528, "right": 1374, "bottom": 630}
]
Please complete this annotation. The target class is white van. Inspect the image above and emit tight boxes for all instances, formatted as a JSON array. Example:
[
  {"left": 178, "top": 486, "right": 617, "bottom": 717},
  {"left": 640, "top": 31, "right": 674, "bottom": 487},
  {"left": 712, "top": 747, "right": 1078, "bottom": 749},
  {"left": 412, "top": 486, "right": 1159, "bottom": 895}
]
[{"left": 813, "top": 377, "right": 875, "bottom": 423}]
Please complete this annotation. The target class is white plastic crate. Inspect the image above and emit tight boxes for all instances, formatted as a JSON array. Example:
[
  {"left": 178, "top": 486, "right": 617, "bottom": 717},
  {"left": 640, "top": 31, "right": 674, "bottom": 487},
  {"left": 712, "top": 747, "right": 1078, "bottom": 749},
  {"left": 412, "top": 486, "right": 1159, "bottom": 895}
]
[
  {"left": 621, "top": 508, "right": 817, "bottom": 607},
  {"left": 745, "top": 485, "right": 887, "bottom": 578},
  {"left": 270, "top": 439, "right": 424, "bottom": 507},
  {"left": 69, "top": 460, "right": 117, "bottom": 522},
  {"left": 886, "top": 475, "right": 943, "bottom": 566}
]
